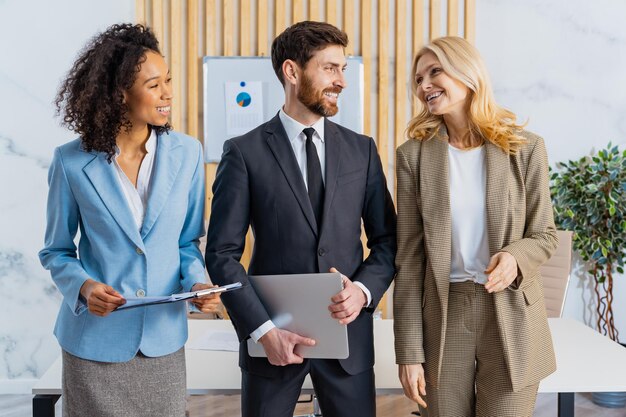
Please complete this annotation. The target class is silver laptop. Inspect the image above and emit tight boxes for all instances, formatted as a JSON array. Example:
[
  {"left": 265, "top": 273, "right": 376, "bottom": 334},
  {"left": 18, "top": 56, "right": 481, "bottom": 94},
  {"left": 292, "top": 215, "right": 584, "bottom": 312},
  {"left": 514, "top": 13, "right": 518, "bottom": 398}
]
[{"left": 246, "top": 272, "right": 349, "bottom": 359}]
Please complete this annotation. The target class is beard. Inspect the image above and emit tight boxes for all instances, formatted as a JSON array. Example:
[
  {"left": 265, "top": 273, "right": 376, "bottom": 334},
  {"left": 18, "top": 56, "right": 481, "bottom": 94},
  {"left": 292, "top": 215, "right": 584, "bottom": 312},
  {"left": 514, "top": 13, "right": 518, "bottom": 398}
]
[{"left": 297, "top": 73, "right": 341, "bottom": 117}]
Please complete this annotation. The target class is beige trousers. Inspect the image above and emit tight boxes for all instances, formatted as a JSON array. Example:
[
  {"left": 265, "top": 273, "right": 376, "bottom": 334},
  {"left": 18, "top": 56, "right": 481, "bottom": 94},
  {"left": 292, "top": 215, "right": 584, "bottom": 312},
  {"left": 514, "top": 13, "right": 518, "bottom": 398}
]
[{"left": 420, "top": 282, "right": 538, "bottom": 417}]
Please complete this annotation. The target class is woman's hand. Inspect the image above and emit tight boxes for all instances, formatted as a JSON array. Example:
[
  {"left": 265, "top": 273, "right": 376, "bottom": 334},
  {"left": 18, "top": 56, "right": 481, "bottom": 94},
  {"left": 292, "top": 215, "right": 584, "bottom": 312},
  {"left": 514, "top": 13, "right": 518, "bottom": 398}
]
[
  {"left": 484, "top": 251, "right": 518, "bottom": 293},
  {"left": 191, "top": 283, "right": 222, "bottom": 313},
  {"left": 79, "top": 279, "right": 126, "bottom": 317},
  {"left": 399, "top": 364, "right": 428, "bottom": 408}
]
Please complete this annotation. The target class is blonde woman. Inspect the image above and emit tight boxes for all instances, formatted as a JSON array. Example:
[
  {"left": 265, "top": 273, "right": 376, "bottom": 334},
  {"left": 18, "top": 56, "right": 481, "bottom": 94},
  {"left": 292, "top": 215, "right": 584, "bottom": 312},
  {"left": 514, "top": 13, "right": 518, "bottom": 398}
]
[{"left": 393, "top": 36, "right": 558, "bottom": 417}]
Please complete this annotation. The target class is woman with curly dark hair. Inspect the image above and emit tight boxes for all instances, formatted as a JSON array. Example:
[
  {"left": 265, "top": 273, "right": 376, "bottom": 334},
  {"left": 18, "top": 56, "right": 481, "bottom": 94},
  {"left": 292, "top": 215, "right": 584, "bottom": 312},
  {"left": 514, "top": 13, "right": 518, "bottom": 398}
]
[{"left": 39, "top": 23, "right": 220, "bottom": 416}]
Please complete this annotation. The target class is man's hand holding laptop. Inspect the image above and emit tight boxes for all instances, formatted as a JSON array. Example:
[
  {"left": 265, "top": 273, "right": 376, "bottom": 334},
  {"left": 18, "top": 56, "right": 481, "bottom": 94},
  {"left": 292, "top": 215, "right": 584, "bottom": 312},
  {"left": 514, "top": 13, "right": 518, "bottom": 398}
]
[{"left": 258, "top": 267, "right": 366, "bottom": 365}]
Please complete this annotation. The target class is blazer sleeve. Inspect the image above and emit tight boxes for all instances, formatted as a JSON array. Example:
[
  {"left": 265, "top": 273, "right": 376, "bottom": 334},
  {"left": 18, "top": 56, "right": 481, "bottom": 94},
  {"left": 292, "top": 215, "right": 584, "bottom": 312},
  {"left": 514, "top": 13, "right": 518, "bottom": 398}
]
[
  {"left": 351, "top": 137, "right": 397, "bottom": 309},
  {"left": 205, "top": 139, "right": 271, "bottom": 341},
  {"left": 179, "top": 140, "right": 208, "bottom": 292},
  {"left": 501, "top": 136, "right": 559, "bottom": 286},
  {"left": 38, "top": 147, "right": 90, "bottom": 316},
  {"left": 393, "top": 144, "right": 426, "bottom": 364}
]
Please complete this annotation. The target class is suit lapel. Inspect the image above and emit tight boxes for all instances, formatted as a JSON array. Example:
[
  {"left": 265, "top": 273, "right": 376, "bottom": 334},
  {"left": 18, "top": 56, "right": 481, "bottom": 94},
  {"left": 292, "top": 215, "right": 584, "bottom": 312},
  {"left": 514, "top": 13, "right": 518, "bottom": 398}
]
[
  {"left": 83, "top": 153, "right": 144, "bottom": 249},
  {"left": 264, "top": 114, "right": 318, "bottom": 237},
  {"left": 420, "top": 127, "right": 451, "bottom": 305},
  {"left": 141, "top": 131, "right": 183, "bottom": 239},
  {"left": 321, "top": 119, "right": 341, "bottom": 233},
  {"left": 485, "top": 142, "right": 509, "bottom": 255}
]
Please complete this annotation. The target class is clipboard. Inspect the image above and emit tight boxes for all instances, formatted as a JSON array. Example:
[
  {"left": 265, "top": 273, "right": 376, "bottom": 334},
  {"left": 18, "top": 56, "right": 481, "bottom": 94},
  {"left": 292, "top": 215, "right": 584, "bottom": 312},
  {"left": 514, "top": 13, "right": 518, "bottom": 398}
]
[{"left": 114, "top": 282, "right": 242, "bottom": 311}]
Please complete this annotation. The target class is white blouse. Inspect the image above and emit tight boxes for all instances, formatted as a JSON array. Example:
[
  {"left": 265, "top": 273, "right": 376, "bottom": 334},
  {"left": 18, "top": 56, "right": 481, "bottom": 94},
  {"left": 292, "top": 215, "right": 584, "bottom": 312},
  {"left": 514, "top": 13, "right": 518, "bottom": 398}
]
[
  {"left": 448, "top": 144, "right": 491, "bottom": 284},
  {"left": 113, "top": 130, "right": 157, "bottom": 230}
]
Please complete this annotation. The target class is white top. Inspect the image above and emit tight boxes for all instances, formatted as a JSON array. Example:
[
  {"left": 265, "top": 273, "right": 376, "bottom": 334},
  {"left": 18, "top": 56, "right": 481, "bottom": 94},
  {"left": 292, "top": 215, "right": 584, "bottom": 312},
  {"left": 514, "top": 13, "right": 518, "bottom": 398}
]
[
  {"left": 448, "top": 144, "right": 490, "bottom": 284},
  {"left": 278, "top": 108, "right": 326, "bottom": 186},
  {"left": 112, "top": 130, "right": 157, "bottom": 230},
  {"left": 248, "top": 109, "right": 371, "bottom": 343}
]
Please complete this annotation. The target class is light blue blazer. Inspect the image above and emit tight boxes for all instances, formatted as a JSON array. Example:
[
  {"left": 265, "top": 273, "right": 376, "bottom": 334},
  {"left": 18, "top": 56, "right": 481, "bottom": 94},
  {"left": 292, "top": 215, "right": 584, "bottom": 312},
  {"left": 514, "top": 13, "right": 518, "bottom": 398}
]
[{"left": 39, "top": 131, "right": 206, "bottom": 362}]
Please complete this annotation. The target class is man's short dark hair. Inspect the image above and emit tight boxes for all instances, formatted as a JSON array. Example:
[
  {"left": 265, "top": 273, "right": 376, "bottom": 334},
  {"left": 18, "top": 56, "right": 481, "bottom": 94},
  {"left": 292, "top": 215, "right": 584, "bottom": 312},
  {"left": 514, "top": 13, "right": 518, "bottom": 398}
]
[{"left": 271, "top": 21, "right": 348, "bottom": 86}]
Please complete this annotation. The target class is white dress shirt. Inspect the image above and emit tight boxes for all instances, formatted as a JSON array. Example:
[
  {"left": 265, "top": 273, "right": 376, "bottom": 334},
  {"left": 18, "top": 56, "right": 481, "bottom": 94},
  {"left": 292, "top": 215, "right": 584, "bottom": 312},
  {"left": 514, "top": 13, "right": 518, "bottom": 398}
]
[
  {"left": 448, "top": 143, "right": 491, "bottom": 284},
  {"left": 249, "top": 109, "right": 372, "bottom": 343},
  {"left": 279, "top": 108, "right": 326, "bottom": 186},
  {"left": 112, "top": 130, "right": 157, "bottom": 230}
]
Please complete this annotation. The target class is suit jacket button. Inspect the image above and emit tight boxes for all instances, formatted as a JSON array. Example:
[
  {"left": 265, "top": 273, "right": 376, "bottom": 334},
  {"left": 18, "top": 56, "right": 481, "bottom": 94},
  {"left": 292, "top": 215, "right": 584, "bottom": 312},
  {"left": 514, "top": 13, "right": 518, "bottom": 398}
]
[
  {"left": 136, "top": 289, "right": 146, "bottom": 297},
  {"left": 136, "top": 247, "right": 144, "bottom": 255},
  {"left": 318, "top": 248, "right": 326, "bottom": 256}
]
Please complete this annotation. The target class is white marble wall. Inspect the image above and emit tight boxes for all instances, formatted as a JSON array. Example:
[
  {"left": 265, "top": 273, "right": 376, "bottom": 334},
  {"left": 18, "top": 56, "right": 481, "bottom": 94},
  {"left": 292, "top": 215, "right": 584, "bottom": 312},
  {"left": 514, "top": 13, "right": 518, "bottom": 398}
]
[
  {"left": 0, "top": 0, "right": 133, "bottom": 392},
  {"left": 476, "top": 0, "right": 626, "bottom": 337}
]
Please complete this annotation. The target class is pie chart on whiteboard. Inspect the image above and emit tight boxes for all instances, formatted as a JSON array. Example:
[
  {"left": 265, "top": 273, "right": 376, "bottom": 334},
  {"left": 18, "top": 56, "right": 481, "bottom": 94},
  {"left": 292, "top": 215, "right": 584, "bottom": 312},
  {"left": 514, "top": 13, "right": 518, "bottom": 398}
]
[{"left": 236, "top": 92, "right": 252, "bottom": 107}]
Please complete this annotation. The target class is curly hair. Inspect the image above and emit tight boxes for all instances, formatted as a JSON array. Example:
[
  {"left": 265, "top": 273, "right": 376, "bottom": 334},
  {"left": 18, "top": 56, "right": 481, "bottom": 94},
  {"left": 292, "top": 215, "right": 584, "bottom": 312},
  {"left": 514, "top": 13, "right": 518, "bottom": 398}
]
[{"left": 55, "top": 23, "right": 171, "bottom": 161}]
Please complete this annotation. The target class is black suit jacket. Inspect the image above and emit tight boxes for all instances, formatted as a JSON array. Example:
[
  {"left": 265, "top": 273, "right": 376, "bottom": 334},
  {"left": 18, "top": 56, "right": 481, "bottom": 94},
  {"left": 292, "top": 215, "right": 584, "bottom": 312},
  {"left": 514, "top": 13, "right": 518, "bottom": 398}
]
[{"left": 205, "top": 114, "right": 396, "bottom": 377}]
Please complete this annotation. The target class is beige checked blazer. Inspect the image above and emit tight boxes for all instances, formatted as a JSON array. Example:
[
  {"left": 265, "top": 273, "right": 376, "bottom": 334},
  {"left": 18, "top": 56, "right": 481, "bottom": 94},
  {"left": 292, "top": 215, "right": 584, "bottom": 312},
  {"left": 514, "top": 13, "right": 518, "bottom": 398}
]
[{"left": 393, "top": 126, "right": 558, "bottom": 392}]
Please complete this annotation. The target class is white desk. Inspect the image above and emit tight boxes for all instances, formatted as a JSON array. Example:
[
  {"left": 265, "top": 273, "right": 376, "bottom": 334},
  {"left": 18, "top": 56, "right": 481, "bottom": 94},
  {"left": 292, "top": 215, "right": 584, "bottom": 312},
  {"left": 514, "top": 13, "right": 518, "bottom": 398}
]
[{"left": 32, "top": 318, "right": 626, "bottom": 417}]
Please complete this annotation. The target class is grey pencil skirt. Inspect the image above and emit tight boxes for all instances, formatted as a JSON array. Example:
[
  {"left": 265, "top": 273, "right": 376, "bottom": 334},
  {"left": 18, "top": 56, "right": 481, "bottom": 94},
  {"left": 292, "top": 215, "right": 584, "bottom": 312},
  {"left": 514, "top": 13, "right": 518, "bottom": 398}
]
[{"left": 61, "top": 348, "right": 186, "bottom": 417}]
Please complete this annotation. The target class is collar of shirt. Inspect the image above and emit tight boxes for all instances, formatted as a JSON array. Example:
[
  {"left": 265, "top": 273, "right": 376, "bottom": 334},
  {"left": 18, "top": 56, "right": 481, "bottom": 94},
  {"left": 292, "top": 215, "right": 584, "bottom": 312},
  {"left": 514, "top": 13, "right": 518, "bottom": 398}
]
[
  {"left": 278, "top": 108, "right": 325, "bottom": 145},
  {"left": 145, "top": 129, "right": 157, "bottom": 153},
  {"left": 112, "top": 129, "right": 158, "bottom": 229},
  {"left": 114, "top": 128, "right": 157, "bottom": 157}
]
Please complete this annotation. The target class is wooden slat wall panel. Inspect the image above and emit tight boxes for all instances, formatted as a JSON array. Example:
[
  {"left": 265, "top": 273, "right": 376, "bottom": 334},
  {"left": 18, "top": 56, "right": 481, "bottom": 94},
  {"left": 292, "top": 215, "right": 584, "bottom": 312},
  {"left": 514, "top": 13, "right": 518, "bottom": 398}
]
[
  {"left": 236, "top": 1, "right": 256, "bottom": 269},
  {"left": 170, "top": 0, "right": 183, "bottom": 130},
  {"left": 187, "top": 0, "right": 199, "bottom": 138},
  {"left": 223, "top": 0, "right": 234, "bottom": 55},
  {"left": 205, "top": 0, "right": 217, "bottom": 55},
  {"left": 309, "top": 0, "right": 320, "bottom": 21},
  {"left": 465, "top": 0, "right": 475, "bottom": 43},
  {"left": 205, "top": 162, "right": 217, "bottom": 217},
  {"left": 326, "top": 0, "right": 337, "bottom": 26},
  {"left": 447, "top": 0, "right": 459, "bottom": 36},
  {"left": 343, "top": 0, "right": 355, "bottom": 56},
  {"left": 293, "top": 0, "right": 305, "bottom": 23},
  {"left": 152, "top": 0, "right": 165, "bottom": 53},
  {"left": 375, "top": 0, "right": 391, "bottom": 317},
  {"left": 241, "top": 0, "right": 252, "bottom": 56},
  {"left": 204, "top": 0, "right": 217, "bottom": 222},
  {"left": 412, "top": 0, "right": 424, "bottom": 116},
  {"left": 361, "top": 0, "right": 372, "bottom": 136},
  {"left": 413, "top": 0, "right": 425, "bottom": 57},
  {"left": 358, "top": 0, "right": 372, "bottom": 308},
  {"left": 258, "top": 0, "right": 269, "bottom": 55},
  {"left": 395, "top": 0, "right": 407, "bottom": 150},
  {"left": 429, "top": 0, "right": 441, "bottom": 39},
  {"left": 136, "top": 0, "right": 146, "bottom": 24},
  {"left": 275, "top": 0, "right": 287, "bottom": 37},
  {"left": 139, "top": 0, "right": 476, "bottom": 317},
  {"left": 377, "top": 0, "right": 389, "bottom": 177}
]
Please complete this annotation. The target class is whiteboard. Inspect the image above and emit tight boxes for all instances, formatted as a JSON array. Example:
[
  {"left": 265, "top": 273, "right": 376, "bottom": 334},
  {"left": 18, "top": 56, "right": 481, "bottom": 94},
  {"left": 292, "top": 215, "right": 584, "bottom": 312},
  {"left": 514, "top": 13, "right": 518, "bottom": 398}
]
[{"left": 202, "top": 56, "right": 364, "bottom": 162}]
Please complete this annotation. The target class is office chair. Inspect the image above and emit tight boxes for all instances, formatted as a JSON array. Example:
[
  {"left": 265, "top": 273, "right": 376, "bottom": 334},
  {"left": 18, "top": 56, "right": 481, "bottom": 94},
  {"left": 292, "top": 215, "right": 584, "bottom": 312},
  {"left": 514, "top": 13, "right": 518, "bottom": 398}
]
[
  {"left": 295, "top": 394, "right": 322, "bottom": 417},
  {"left": 539, "top": 230, "right": 573, "bottom": 318}
]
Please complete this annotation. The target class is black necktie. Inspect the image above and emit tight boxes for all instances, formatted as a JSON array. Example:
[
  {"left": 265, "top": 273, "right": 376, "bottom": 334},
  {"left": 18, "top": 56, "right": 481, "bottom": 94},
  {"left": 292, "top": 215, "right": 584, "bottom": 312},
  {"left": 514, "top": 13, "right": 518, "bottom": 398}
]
[{"left": 303, "top": 127, "right": 324, "bottom": 229}]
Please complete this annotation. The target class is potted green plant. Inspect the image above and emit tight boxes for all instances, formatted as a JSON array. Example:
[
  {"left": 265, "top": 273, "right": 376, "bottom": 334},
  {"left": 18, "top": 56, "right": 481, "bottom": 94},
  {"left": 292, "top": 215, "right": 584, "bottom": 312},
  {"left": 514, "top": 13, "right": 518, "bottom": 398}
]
[{"left": 550, "top": 142, "right": 626, "bottom": 408}]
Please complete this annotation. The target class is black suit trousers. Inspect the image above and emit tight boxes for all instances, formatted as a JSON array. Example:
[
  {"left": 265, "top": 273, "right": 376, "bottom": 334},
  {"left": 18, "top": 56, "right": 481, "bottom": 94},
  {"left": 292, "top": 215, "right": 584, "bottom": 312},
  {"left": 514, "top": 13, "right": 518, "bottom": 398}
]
[{"left": 242, "top": 358, "right": 376, "bottom": 417}]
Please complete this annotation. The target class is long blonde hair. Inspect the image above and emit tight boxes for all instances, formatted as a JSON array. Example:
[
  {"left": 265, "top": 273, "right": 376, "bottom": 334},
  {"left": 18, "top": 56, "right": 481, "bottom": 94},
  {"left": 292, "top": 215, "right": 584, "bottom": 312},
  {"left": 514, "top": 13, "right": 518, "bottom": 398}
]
[{"left": 406, "top": 36, "right": 526, "bottom": 153}]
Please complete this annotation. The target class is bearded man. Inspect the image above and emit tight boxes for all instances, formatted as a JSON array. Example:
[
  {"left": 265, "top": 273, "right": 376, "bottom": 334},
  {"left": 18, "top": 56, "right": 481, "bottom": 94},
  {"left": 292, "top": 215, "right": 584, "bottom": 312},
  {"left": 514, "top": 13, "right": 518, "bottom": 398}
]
[{"left": 205, "top": 21, "right": 396, "bottom": 417}]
